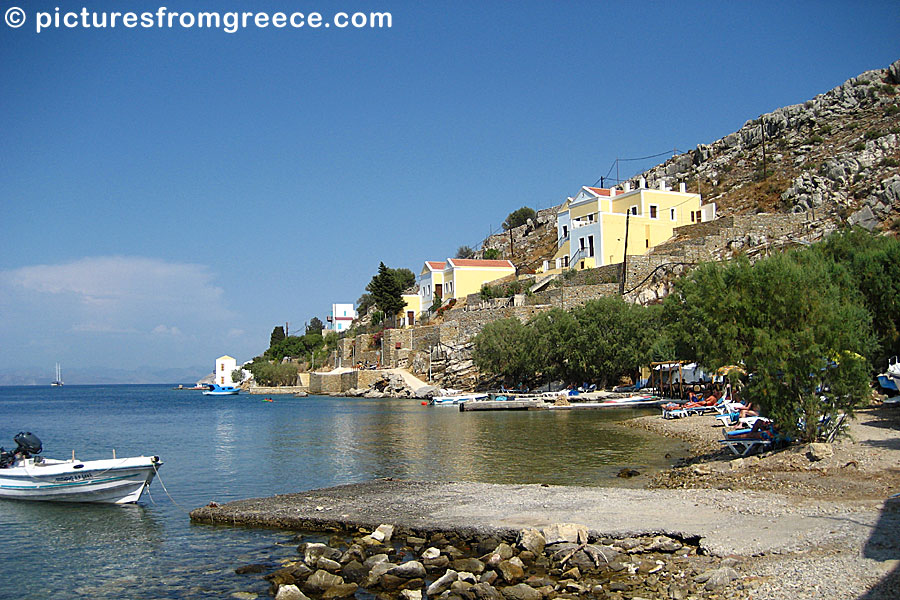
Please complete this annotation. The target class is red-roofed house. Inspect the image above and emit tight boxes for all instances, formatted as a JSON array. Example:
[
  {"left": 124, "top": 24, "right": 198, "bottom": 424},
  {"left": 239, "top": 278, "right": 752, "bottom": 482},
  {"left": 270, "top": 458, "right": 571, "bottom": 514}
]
[{"left": 418, "top": 258, "right": 516, "bottom": 313}]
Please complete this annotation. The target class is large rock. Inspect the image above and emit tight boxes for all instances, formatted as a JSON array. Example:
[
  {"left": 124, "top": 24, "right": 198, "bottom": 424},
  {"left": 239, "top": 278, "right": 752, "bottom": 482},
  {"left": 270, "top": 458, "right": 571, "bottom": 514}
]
[
  {"left": 304, "top": 543, "right": 341, "bottom": 566},
  {"left": 542, "top": 523, "right": 588, "bottom": 545},
  {"left": 275, "top": 584, "right": 310, "bottom": 600},
  {"left": 414, "top": 385, "right": 439, "bottom": 399},
  {"left": 426, "top": 569, "right": 458, "bottom": 596},
  {"left": 400, "top": 590, "right": 422, "bottom": 600},
  {"left": 451, "top": 557, "right": 485, "bottom": 574},
  {"left": 500, "top": 583, "right": 542, "bottom": 600},
  {"left": 304, "top": 570, "right": 345, "bottom": 595},
  {"left": 386, "top": 561, "right": 426, "bottom": 579},
  {"left": 517, "top": 529, "right": 545, "bottom": 555},
  {"left": 496, "top": 558, "right": 525, "bottom": 584},
  {"left": 321, "top": 583, "right": 359, "bottom": 599},
  {"left": 340, "top": 560, "right": 368, "bottom": 584},
  {"left": 807, "top": 442, "right": 834, "bottom": 461},
  {"left": 468, "top": 582, "right": 503, "bottom": 600},
  {"left": 371, "top": 524, "right": 395, "bottom": 543}
]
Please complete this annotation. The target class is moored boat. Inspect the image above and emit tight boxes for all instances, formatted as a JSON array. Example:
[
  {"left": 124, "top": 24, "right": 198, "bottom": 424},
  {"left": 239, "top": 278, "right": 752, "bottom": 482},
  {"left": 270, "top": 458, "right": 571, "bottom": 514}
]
[
  {"left": 202, "top": 384, "right": 240, "bottom": 396},
  {"left": 429, "top": 393, "right": 488, "bottom": 406},
  {"left": 0, "top": 432, "right": 161, "bottom": 504}
]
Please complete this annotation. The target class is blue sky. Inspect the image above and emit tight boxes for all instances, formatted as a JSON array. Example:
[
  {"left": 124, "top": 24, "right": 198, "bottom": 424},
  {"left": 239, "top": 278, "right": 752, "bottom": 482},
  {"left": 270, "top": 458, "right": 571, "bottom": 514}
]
[{"left": 1, "top": 1, "right": 898, "bottom": 381}]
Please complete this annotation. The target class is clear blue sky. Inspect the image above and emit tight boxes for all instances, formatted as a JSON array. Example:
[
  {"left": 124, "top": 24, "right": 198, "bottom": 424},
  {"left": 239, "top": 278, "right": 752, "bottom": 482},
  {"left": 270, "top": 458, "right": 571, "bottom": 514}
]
[{"left": 1, "top": 1, "right": 898, "bottom": 380}]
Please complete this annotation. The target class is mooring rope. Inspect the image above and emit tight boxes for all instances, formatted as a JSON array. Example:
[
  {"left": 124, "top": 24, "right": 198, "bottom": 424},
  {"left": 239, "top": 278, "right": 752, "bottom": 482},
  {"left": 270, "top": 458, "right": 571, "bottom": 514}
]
[{"left": 151, "top": 461, "right": 190, "bottom": 513}]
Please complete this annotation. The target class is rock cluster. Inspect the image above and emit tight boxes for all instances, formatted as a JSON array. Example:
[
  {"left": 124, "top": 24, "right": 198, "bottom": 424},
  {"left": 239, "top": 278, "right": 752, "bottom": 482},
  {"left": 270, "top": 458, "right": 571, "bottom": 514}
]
[
  {"left": 237, "top": 523, "right": 745, "bottom": 600},
  {"left": 346, "top": 374, "right": 415, "bottom": 398}
]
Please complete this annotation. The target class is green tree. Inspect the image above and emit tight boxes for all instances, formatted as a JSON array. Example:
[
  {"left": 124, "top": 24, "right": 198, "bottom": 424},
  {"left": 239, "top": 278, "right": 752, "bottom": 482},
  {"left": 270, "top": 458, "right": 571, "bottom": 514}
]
[
  {"left": 814, "top": 228, "right": 900, "bottom": 368},
  {"left": 357, "top": 293, "right": 374, "bottom": 314},
  {"left": 663, "top": 251, "right": 873, "bottom": 441},
  {"left": 472, "top": 318, "right": 537, "bottom": 386},
  {"left": 456, "top": 245, "right": 475, "bottom": 259},
  {"left": 503, "top": 207, "right": 536, "bottom": 230},
  {"left": 306, "top": 317, "right": 324, "bottom": 335},
  {"left": 247, "top": 359, "right": 299, "bottom": 386},
  {"left": 567, "top": 297, "right": 656, "bottom": 388},
  {"left": 483, "top": 248, "right": 501, "bottom": 260},
  {"left": 528, "top": 308, "right": 576, "bottom": 386},
  {"left": 367, "top": 262, "right": 405, "bottom": 324},
  {"left": 270, "top": 326, "right": 286, "bottom": 347}
]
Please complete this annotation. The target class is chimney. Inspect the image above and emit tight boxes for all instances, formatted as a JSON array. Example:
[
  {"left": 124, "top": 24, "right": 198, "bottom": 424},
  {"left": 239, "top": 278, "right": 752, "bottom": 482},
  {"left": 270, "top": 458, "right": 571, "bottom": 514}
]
[
  {"left": 624, "top": 181, "right": 631, "bottom": 192},
  {"left": 658, "top": 180, "right": 666, "bottom": 191},
  {"left": 679, "top": 182, "right": 686, "bottom": 193},
  {"left": 639, "top": 177, "right": 646, "bottom": 188}
]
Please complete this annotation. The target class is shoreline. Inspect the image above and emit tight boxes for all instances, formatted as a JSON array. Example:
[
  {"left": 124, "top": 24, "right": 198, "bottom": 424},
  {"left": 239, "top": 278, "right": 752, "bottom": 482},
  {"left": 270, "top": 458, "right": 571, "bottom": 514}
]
[{"left": 191, "top": 407, "right": 900, "bottom": 599}]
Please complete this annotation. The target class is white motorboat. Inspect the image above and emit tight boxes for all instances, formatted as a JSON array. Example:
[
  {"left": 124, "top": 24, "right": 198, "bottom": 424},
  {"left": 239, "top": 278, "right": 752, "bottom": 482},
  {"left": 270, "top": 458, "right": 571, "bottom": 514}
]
[
  {"left": 0, "top": 432, "right": 161, "bottom": 504},
  {"left": 429, "top": 393, "right": 488, "bottom": 405}
]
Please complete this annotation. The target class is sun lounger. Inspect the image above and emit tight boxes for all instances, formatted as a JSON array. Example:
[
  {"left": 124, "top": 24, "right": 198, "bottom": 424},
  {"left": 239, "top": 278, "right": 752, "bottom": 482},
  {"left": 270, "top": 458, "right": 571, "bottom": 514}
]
[
  {"left": 662, "top": 407, "right": 688, "bottom": 419},
  {"left": 719, "top": 437, "right": 773, "bottom": 456},
  {"left": 714, "top": 411, "right": 740, "bottom": 426}
]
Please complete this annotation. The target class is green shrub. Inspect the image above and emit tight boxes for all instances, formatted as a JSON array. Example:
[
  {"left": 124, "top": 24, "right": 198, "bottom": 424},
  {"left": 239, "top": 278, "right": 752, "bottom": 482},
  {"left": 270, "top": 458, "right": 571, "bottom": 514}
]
[
  {"left": 884, "top": 105, "right": 900, "bottom": 117},
  {"left": 865, "top": 129, "right": 884, "bottom": 141},
  {"left": 483, "top": 248, "right": 501, "bottom": 260},
  {"left": 881, "top": 84, "right": 896, "bottom": 95},
  {"left": 853, "top": 142, "right": 867, "bottom": 152},
  {"left": 806, "top": 135, "right": 824, "bottom": 145},
  {"left": 881, "top": 158, "right": 900, "bottom": 168}
]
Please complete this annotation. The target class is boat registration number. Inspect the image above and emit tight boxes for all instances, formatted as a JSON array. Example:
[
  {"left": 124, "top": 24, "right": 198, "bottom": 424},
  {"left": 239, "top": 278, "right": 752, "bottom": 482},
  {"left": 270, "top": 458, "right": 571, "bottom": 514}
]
[{"left": 54, "top": 472, "right": 94, "bottom": 482}]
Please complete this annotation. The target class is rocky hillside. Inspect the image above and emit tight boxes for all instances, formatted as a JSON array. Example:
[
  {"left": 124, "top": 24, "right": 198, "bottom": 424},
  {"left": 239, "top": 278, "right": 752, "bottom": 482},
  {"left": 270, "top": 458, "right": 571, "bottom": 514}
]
[{"left": 628, "top": 59, "right": 900, "bottom": 233}]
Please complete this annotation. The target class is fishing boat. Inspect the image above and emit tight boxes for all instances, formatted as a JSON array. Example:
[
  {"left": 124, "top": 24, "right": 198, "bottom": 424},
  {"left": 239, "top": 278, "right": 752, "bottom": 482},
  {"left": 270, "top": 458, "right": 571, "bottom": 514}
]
[
  {"left": 50, "top": 363, "right": 63, "bottom": 387},
  {"left": 429, "top": 393, "right": 488, "bottom": 406},
  {"left": 0, "top": 432, "right": 161, "bottom": 504},
  {"left": 202, "top": 384, "right": 240, "bottom": 396}
]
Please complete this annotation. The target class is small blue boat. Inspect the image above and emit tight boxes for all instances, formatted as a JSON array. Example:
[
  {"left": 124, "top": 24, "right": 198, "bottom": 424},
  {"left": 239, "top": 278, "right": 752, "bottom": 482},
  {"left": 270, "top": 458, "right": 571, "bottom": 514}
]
[{"left": 202, "top": 384, "right": 240, "bottom": 396}]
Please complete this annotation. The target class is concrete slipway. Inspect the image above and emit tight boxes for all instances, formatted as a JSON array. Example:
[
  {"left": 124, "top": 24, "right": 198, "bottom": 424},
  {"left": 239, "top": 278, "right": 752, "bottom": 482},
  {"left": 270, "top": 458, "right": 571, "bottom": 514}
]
[{"left": 189, "top": 479, "right": 895, "bottom": 558}]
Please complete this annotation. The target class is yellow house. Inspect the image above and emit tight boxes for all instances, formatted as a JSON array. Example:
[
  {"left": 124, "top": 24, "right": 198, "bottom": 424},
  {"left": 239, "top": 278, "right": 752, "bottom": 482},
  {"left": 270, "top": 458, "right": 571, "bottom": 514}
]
[
  {"left": 546, "top": 180, "right": 716, "bottom": 272},
  {"left": 399, "top": 293, "right": 421, "bottom": 327},
  {"left": 418, "top": 258, "right": 516, "bottom": 313}
]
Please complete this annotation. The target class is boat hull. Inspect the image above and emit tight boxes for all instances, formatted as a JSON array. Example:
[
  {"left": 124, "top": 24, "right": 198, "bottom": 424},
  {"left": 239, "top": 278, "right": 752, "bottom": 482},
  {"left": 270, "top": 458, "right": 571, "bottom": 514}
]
[
  {"left": 430, "top": 394, "right": 487, "bottom": 405},
  {"left": 0, "top": 456, "right": 161, "bottom": 504}
]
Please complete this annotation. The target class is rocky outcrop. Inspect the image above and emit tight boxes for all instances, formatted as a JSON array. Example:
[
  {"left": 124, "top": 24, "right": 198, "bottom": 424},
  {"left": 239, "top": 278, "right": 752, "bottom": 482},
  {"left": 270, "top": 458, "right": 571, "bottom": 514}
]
[
  {"left": 239, "top": 524, "right": 745, "bottom": 600},
  {"left": 625, "top": 59, "right": 900, "bottom": 230}
]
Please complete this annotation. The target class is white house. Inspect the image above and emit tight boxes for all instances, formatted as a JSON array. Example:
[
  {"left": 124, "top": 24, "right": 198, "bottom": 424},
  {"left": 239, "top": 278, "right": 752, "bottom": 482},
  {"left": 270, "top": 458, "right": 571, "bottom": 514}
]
[
  {"left": 215, "top": 355, "right": 237, "bottom": 386},
  {"left": 326, "top": 303, "right": 357, "bottom": 332}
]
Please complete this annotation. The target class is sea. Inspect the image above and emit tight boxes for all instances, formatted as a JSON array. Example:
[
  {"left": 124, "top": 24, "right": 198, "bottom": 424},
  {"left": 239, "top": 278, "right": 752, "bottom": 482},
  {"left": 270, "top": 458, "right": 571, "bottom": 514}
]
[{"left": 0, "top": 385, "right": 688, "bottom": 599}]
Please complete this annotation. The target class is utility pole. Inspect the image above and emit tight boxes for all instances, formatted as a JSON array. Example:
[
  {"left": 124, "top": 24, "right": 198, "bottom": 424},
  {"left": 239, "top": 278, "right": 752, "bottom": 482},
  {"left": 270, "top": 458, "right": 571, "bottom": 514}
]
[
  {"left": 619, "top": 211, "right": 630, "bottom": 295},
  {"left": 285, "top": 322, "right": 289, "bottom": 337},
  {"left": 760, "top": 116, "right": 767, "bottom": 179}
]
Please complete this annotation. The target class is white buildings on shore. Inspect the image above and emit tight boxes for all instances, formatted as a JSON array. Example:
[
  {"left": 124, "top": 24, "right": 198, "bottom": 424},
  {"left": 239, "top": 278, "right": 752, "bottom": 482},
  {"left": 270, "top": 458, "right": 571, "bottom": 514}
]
[{"left": 326, "top": 303, "right": 357, "bottom": 332}]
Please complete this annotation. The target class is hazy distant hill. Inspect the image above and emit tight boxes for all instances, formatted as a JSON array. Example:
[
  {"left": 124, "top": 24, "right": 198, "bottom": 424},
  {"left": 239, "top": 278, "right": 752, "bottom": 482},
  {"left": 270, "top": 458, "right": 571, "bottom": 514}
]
[{"left": 0, "top": 366, "right": 209, "bottom": 386}]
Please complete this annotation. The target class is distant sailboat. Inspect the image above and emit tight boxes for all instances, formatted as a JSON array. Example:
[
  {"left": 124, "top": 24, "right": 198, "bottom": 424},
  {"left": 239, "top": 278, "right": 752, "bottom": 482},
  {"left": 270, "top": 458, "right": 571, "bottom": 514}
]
[{"left": 51, "top": 363, "right": 63, "bottom": 387}]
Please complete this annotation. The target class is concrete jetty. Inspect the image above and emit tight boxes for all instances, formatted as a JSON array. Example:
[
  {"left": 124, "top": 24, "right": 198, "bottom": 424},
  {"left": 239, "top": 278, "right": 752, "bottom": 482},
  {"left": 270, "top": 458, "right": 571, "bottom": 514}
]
[{"left": 187, "top": 479, "right": 884, "bottom": 558}]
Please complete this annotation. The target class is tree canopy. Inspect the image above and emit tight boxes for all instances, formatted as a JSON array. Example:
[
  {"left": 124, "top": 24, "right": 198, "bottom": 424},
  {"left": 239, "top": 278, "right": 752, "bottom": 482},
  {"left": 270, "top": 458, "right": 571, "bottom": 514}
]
[
  {"left": 456, "top": 245, "right": 475, "bottom": 259},
  {"left": 306, "top": 317, "right": 324, "bottom": 335},
  {"left": 503, "top": 207, "right": 536, "bottom": 230},
  {"left": 662, "top": 250, "right": 873, "bottom": 441},
  {"left": 366, "top": 262, "right": 408, "bottom": 323},
  {"left": 270, "top": 326, "right": 286, "bottom": 347}
]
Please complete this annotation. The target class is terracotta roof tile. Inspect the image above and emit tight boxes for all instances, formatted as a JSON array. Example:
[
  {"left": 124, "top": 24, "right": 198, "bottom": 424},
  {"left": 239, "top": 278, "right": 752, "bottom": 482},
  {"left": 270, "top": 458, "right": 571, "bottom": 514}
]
[{"left": 449, "top": 259, "right": 515, "bottom": 268}]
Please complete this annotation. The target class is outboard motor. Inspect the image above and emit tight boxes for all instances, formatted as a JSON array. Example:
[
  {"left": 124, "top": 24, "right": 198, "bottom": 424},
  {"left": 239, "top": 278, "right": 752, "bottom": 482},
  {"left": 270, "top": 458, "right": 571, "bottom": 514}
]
[{"left": 13, "top": 432, "right": 42, "bottom": 457}]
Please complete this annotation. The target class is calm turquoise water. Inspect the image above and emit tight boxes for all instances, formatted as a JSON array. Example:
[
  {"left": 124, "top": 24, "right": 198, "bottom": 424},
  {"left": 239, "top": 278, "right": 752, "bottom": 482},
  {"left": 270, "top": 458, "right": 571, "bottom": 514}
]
[{"left": 0, "top": 385, "right": 687, "bottom": 599}]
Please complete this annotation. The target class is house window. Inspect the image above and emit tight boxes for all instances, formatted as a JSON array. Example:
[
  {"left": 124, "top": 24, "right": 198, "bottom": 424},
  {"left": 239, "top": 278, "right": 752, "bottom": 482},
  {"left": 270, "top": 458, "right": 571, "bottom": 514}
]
[
  {"left": 670, "top": 208, "right": 676, "bottom": 221},
  {"left": 649, "top": 205, "right": 658, "bottom": 219},
  {"left": 562, "top": 225, "right": 568, "bottom": 237},
  {"left": 629, "top": 206, "right": 638, "bottom": 215},
  {"left": 564, "top": 256, "right": 569, "bottom": 267},
  {"left": 220, "top": 364, "right": 224, "bottom": 371},
  {"left": 690, "top": 212, "right": 695, "bottom": 222},
  {"left": 646, "top": 239, "right": 650, "bottom": 248}
]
